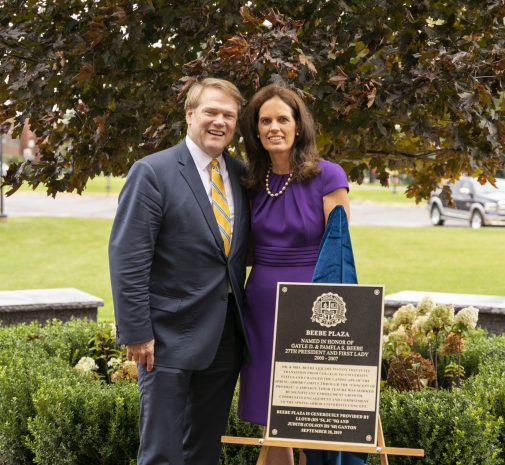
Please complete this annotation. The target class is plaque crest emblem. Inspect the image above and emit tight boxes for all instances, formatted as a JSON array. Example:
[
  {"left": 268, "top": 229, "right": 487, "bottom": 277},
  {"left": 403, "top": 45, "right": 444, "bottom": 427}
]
[{"left": 311, "top": 292, "right": 347, "bottom": 327}]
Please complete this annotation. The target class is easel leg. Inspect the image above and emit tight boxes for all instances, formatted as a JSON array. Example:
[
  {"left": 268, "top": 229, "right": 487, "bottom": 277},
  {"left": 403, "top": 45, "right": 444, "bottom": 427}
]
[
  {"left": 256, "top": 445, "right": 269, "bottom": 465},
  {"left": 377, "top": 416, "right": 389, "bottom": 465}
]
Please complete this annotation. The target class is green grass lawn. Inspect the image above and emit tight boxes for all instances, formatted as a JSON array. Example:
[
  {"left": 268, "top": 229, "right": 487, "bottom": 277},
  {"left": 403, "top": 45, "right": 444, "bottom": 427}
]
[
  {"left": 80, "top": 175, "right": 126, "bottom": 194},
  {"left": 15, "top": 177, "right": 412, "bottom": 202},
  {"left": 0, "top": 218, "right": 113, "bottom": 319},
  {"left": 1, "top": 218, "right": 504, "bottom": 322},
  {"left": 17, "top": 175, "right": 126, "bottom": 195},
  {"left": 349, "top": 182, "right": 417, "bottom": 204},
  {"left": 352, "top": 226, "right": 505, "bottom": 296},
  {"left": 16, "top": 177, "right": 414, "bottom": 203}
]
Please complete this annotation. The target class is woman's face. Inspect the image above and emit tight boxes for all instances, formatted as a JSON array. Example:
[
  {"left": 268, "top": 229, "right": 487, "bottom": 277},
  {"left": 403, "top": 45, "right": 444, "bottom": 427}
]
[{"left": 257, "top": 96, "right": 297, "bottom": 159}]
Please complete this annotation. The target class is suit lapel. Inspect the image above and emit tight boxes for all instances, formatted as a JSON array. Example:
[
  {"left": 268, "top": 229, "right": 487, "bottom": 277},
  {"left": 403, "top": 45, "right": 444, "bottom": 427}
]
[
  {"left": 178, "top": 142, "right": 225, "bottom": 254},
  {"left": 225, "top": 153, "right": 243, "bottom": 258}
]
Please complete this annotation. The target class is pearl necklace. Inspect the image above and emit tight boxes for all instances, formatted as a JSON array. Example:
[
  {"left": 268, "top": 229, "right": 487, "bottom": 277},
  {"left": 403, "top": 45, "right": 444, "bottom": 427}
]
[{"left": 265, "top": 166, "right": 293, "bottom": 198}]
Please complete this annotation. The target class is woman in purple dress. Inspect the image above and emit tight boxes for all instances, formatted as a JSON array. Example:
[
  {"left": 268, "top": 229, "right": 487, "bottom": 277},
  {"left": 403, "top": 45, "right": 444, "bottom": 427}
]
[{"left": 238, "top": 83, "right": 352, "bottom": 465}]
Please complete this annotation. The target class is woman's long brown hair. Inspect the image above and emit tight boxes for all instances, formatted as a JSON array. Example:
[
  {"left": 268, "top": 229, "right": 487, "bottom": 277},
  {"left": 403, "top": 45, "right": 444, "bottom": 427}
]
[{"left": 240, "top": 83, "right": 320, "bottom": 189}]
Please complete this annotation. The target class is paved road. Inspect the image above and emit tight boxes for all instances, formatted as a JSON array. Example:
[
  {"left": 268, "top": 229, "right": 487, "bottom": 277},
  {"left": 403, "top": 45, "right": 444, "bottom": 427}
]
[
  {"left": 2, "top": 192, "right": 436, "bottom": 227},
  {"left": 350, "top": 201, "right": 432, "bottom": 227},
  {"left": 2, "top": 192, "right": 118, "bottom": 219}
]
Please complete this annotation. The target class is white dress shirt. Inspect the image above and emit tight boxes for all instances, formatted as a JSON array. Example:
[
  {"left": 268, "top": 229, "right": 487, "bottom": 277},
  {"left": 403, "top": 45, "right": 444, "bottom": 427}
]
[{"left": 185, "top": 135, "right": 235, "bottom": 238}]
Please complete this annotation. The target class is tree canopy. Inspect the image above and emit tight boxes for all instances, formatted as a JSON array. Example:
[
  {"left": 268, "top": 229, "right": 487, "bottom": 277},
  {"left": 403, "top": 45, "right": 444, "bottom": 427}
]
[{"left": 1, "top": 0, "right": 504, "bottom": 199}]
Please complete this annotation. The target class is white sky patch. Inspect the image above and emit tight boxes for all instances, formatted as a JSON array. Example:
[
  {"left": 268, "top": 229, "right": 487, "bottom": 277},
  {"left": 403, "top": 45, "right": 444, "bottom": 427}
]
[
  {"left": 59, "top": 108, "right": 76, "bottom": 125},
  {"left": 426, "top": 17, "right": 446, "bottom": 27}
]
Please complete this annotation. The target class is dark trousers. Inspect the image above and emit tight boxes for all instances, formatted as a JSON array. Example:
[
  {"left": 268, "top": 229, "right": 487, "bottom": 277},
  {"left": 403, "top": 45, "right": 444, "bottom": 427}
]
[{"left": 137, "top": 299, "right": 243, "bottom": 465}]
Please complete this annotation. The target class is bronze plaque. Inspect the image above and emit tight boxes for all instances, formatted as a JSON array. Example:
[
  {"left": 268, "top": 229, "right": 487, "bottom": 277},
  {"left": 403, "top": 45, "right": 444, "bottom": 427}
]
[{"left": 266, "top": 283, "right": 384, "bottom": 446}]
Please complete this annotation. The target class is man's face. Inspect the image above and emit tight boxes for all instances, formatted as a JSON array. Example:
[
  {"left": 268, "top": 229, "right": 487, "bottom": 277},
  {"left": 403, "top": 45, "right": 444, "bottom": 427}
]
[{"left": 186, "top": 88, "right": 239, "bottom": 157}]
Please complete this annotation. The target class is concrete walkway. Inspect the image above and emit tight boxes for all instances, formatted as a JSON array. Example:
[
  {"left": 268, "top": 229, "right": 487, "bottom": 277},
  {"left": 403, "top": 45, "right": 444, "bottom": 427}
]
[
  {"left": 350, "top": 201, "right": 432, "bottom": 227},
  {"left": 2, "top": 192, "right": 118, "bottom": 219}
]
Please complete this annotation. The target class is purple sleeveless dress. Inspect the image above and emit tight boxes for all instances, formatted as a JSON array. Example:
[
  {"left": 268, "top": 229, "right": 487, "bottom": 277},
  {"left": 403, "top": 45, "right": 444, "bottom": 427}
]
[{"left": 238, "top": 159, "right": 349, "bottom": 425}]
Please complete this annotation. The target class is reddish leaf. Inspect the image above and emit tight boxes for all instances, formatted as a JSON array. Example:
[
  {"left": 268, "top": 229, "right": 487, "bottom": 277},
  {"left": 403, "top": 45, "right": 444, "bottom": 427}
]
[
  {"left": 71, "top": 63, "right": 94, "bottom": 84},
  {"left": 296, "top": 48, "right": 317, "bottom": 75}
]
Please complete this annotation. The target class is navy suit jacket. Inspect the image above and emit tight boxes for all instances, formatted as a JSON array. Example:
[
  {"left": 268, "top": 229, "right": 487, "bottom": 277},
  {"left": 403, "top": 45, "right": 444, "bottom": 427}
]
[{"left": 109, "top": 140, "right": 249, "bottom": 370}]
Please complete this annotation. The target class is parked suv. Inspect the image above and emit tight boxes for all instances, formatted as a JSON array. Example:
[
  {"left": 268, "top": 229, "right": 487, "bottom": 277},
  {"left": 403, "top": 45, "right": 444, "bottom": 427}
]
[{"left": 428, "top": 176, "right": 505, "bottom": 228}]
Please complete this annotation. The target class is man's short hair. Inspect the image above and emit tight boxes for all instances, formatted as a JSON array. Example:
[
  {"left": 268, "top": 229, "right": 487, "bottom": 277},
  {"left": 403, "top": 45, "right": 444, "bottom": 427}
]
[{"left": 184, "top": 78, "right": 244, "bottom": 112}]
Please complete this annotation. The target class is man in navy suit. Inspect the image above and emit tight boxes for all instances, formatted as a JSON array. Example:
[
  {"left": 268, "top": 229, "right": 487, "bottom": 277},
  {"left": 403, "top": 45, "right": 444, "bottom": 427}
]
[{"left": 109, "top": 78, "right": 249, "bottom": 465}]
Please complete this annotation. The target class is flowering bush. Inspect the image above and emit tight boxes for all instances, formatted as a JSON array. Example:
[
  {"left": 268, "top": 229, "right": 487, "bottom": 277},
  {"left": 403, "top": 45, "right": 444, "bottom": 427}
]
[
  {"left": 71, "top": 323, "right": 138, "bottom": 383},
  {"left": 2, "top": 318, "right": 505, "bottom": 465},
  {"left": 74, "top": 356, "right": 98, "bottom": 375},
  {"left": 383, "top": 296, "right": 479, "bottom": 390},
  {"left": 110, "top": 360, "right": 138, "bottom": 383}
]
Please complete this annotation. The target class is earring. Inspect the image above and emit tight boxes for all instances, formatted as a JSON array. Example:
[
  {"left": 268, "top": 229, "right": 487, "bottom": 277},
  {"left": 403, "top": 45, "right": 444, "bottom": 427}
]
[
  {"left": 296, "top": 132, "right": 300, "bottom": 136},
  {"left": 256, "top": 134, "right": 260, "bottom": 138}
]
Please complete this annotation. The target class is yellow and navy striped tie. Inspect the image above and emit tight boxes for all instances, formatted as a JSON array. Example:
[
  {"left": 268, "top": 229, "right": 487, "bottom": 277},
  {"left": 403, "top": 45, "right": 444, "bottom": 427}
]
[{"left": 210, "top": 159, "right": 232, "bottom": 256}]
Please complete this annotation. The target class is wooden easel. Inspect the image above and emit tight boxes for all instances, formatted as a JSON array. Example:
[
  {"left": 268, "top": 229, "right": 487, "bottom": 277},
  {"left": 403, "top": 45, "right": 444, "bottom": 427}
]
[{"left": 222, "top": 416, "right": 424, "bottom": 465}]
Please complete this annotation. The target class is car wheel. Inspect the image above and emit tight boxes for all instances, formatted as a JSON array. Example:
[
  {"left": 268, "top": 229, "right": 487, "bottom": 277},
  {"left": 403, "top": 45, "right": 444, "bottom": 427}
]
[
  {"left": 430, "top": 204, "right": 444, "bottom": 226},
  {"left": 470, "top": 210, "right": 484, "bottom": 229}
]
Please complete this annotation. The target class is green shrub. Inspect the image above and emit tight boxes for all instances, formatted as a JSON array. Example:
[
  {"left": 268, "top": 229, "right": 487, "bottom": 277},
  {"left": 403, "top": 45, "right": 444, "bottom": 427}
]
[
  {"left": 463, "top": 356, "right": 505, "bottom": 462},
  {"left": 27, "top": 377, "right": 139, "bottom": 465},
  {"left": 0, "top": 319, "right": 112, "bottom": 465},
  {"left": 0, "top": 319, "right": 101, "bottom": 365},
  {"left": 2, "top": 319, "right": 505, "bottom": 465},
  {"left": 460, "top": 331, "right": 505, "bottom": 377},
  {"left": 0, "top": 347, "right": 78, "bottom": 465},
  {"left": 369, "top": 388, "right": 504, "bottom": 465}
]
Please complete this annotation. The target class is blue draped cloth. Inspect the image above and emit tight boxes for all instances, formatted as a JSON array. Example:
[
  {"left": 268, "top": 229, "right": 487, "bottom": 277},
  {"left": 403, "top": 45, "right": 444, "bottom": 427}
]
[
  {"left": 312, "top": 206, "right": 357, "bottom": 285},
  {"left": 305, "top": 205, "right": 367, "bottom": 465}
]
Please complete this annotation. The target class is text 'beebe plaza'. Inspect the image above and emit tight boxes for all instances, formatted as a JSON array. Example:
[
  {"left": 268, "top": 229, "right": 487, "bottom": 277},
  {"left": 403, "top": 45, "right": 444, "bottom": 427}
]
[{"left": 284, "top": 330, "right": 369, "bottom": 360}]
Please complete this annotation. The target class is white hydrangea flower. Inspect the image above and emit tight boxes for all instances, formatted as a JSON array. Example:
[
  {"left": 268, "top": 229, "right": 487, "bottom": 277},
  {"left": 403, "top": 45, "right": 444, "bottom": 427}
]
[
  {"left": 74, "top": 356, "right": 98, "bottom": 374},
  {"left": 423, "top": 304, "right": 455, "bottom": 332},
  {"left": 387, "top": 326, "right": 409, "bottom": 344},
  {"left": 412, "top": 315, "right": 429, "bottom": 335},
  {"left": 455, "top": 306, "right": 479, "bottom": 329},
  {"left": 110, "top": 323, "right": 117, "bottom": 339},
  {"left": 416, "top": 296, "right": 435, "bottom": 316},
  {"left": 392, "top": 304, "right": 417, "bottom": 327},
  {"left": 383, "top": 318, "right": 393, "bottom": 334},
  {"left": 107, "top": 357, "right": 122, "bottom": 370}
]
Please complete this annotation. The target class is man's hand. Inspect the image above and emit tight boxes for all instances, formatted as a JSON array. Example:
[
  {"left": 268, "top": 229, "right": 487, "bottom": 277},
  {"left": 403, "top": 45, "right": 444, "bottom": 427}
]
[{"left": 127, "top": 339, "right": 155, "bottom": 372}]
